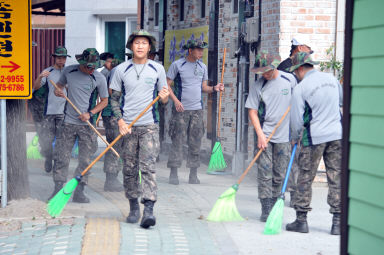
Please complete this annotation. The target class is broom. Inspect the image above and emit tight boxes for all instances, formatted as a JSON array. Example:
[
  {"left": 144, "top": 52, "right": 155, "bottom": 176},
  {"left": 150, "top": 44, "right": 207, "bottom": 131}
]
[
  {"left": 207, "top": 48, "right": 227, "bottom": 174},
  {"left": 27, "top": 134, "right": 43, "bottom": 159},
  {"left": 47, "top": 96, "right": 161, "bottom": 217},
  {"left": 264, "top": 143, "right": 297, "bottom": 235},
  {"left": 49, "top": 80, "right": 120, "bottom": 158},
  {"left": 207, "top": 106, "right": 291, "bottom": 222}
]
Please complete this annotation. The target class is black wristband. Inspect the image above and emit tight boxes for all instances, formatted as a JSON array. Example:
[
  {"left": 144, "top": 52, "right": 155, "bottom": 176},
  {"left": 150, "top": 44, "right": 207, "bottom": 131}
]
[{"left": 88, "top": 111, "right": 94, "bottom": 118}]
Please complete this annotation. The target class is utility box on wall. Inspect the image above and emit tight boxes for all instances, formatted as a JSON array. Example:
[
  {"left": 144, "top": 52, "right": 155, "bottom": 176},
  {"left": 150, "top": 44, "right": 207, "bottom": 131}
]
[{"left": 245, "top": 17, "right": 259, "bottom": 43}]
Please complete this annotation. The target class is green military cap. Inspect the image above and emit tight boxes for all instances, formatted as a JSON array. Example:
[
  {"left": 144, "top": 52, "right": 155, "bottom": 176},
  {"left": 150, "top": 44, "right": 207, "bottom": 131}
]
[
  {"left": 182, "top": 39, "right": 208, "bottom": 50},
  {"left": 126, "top": 29, "right": 156, "bottom": 50},
  {"left": 251, "top": 52, "right": 281, "bottom": 74},
  {"left": 52, "top": 46, "right": 71, "bottom": 57},
  {"left": 111, "top": 58, "right": 123, "bottom": 68},
  {"left": 289, "top": 52, "right": 319, "bottom": 72},
  {"left": 75, "top": 48, "right": 101, "bottom": 68}
]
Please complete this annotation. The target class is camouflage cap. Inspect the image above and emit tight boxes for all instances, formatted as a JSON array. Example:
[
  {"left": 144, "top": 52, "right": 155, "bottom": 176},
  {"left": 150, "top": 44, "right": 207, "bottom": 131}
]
[
  {"left": 126, "top": 30, "right": 156, "bottom": 50},
  {"left": 289, "top": 52, "right": 319, "bottom": 72},
  {"left": 182, "top": 39, "right": 208, "bottom": 50},
  {"left": 111, "top": 58, "right": 123, "bottom": 68},
  {"left": 75, "top": 48, "right": 101, "bottom": 69},
  {"left": 251, "top": 52, "right": 281, "bottom": 74},
  {"left": 52, "top": 46, "right": 71, "bottom": 57}
]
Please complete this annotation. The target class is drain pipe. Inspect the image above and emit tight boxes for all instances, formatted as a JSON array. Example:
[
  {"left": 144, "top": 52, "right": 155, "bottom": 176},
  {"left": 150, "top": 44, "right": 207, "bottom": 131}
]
[{"left": 1, "top": 100, "right": 7, "bottom": 208}]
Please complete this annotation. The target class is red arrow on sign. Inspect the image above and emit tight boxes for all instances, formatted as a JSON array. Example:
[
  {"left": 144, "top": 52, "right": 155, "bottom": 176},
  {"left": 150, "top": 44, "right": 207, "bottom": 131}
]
[{"left": 1, "top": 61, "right": 20, "bottom": 73}]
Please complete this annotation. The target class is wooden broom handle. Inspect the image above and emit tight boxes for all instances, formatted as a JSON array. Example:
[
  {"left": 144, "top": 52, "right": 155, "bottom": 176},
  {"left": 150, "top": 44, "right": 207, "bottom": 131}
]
[
  {"left": 236, "top": 106, "right": 291, "bottom": 185},
  {"left": 217, "top": 48, "right": 227, "bottom": 138},
  {"left": 50, "top": 80, "right": 120, "bottom": 158},
  {"left": 81, "top": 96, "right": 161, "bottom": 176}
]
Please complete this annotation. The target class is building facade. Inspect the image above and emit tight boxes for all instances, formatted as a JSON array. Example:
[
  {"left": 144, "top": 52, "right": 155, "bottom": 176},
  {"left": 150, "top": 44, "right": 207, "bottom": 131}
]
[{"left": 65, "top": 0, "right": 138, "bottom": 64}]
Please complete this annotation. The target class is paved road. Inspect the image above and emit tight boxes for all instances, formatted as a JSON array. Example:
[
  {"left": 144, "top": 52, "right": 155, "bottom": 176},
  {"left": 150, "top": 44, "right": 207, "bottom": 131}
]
[{"left": 0, "top": 148, "right": 339, "bottom": 254}]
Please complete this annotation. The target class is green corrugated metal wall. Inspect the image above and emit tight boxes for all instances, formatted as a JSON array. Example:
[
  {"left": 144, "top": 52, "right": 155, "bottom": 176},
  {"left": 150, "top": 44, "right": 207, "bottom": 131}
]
[{"left": 348, "top": 0, "right": 384, "bottom": 254}]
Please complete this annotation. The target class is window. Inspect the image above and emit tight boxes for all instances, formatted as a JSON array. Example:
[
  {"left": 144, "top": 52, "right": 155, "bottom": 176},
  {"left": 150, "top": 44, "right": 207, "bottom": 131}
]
[
  {"left": 155, "top": 2, "right": 159, "bottom": 26},
  {"left": 201, "top": 0, "right": 206, "bottom": 18},
  {"left": 233, "top": 0, "right": 238, "bottom": 14},
  {"left": 105, "top": 22, "right": 126, "bottom": 61},
  {"left": 179, "top": 0, "right": 184, "bottom": 21}
]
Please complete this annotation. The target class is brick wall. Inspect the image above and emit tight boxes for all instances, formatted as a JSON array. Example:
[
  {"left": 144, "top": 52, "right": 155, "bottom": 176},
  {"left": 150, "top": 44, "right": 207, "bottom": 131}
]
[{"left": 279, "top": 0, "right": 337, "bottom": 61}]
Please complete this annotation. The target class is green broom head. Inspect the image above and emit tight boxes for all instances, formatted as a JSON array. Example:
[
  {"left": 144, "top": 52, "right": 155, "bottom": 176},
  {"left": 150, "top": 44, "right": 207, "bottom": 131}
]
[
  {"left": 207, "top": 141, "right": 227, "bottom": 173},
  {"left": 207, "top": 184, "right": 244, "bottom": 222},
  {"left": 27, "top": 135, "right": 43, "bottom": 159},
  {"left": 47, "top": 176, "right": 81, "bottom": 217},
  {"left": 263, "top": 197, "right": 285, "bottom": 235}
]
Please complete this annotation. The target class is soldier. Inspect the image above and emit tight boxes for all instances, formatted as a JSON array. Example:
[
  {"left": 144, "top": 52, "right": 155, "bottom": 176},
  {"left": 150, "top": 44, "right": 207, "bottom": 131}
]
[
  {"left": 245, "top": 53, "right": 297, "bottom": 222},
  {"left": 101, "top": 58, "right": 124, "bottom": 192},
  {"left": 99, "top": 52, "right": 114, "bottom": 78},
  {"left": 32, "top": 46, "right": 70, "bottom": 173},
  {"left": 166, "top": 39, "right": 224, "bottom": 185},
  {"left": 286, "top": 52, "right": 342, "bottom": 235},
  {"left": 277, "top": 36, "right": 313, "bottom": 207},
  {"left": 51, "top": 48, "right": 109, "bottom": 203},
  {"left": 110, "top": 30, "right": 169, "bottom": 229}
]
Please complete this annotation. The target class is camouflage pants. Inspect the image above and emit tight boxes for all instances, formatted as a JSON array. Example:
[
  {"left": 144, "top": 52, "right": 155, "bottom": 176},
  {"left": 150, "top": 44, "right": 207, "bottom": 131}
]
[
  {"left": 39, "top": 114, "right": 64, "bottom": 159},
  {"left": 28, "top": 97, "right": 45, "bottom": 137},
  {"left": 256, "top": 142, "right": 291, "bottom": 199},
  {"left": 53, "top": 123, "right": 97, "bottom": 184},
  {"left": 294, "top": 140, "right": 341, "bottom": 214},
  {"left": 287, "top": 142, "right": 301, "bottom": 193},
  {"left": 102, "top": 116, "right": 122, "bottom": 174},
  {"left": 121, "top": 124, "right": 159, "bottom": 202},
  {"left": 167, "top": 109, "right": 205, "bottom": 169}
]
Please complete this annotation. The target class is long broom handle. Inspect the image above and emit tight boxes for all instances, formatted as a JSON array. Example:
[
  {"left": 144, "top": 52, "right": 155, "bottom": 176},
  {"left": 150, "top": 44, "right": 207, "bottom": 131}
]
[
  {"left": 80, "top": 96, "right": 161, "bottom": 176},
  {"left": 50, "top": 80, "right": 120, "bottom": 158},
  {"left": 217, "top": 48, "right": 227, "bottom": 138},
  {"left": 236, "top": 106, "right": 291, "bottom": 185},
  {"left": 281, "top": 143, "right": 297, "bottom": 195}
]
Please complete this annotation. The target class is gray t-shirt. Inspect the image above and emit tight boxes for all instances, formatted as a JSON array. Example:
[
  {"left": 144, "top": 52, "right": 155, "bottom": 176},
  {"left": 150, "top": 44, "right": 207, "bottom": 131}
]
[
  {"left": 291, "top": 69, "right": 342, "bottom": 146},
  {"left": 57, "top": 64, "right": 108, "bottom": 125},
  {"left": 245, "top": 71, "right": 297, "bottom": 143},
  {"left": 109, "top": 59, "right": 167, "bottom": 126},
  {"left": 100, "top": 67, "right": 110, "bottom": 79},
  {"left": 167, "top": 58, "right": 208, "bottom": 110},
  {"left": 40, "top": 66, "right": 67, "bottom": 115}
]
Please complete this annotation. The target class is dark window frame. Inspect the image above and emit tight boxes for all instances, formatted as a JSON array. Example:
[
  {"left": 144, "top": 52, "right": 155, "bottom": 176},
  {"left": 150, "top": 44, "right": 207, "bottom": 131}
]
[
  {"left": 179, "top": 0, "right": 184, "bottom": 21},
  {"left": 201, "top": 0, "right": 206, "bottom": 18},
  {"left": 233, "top": 0, "right": 239, "bottom": 14},
  {"left": 155, "top": 2, "right": 159, "bottom": 26}
]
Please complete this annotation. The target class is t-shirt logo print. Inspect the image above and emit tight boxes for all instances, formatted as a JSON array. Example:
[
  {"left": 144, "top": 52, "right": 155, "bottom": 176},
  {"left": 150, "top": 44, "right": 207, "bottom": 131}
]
[
  {"left": 281, "top": 89, "right": 289, "bottom": 95},
  {"left": 145, "top": 77, "right": 154, "bottom": 85}
]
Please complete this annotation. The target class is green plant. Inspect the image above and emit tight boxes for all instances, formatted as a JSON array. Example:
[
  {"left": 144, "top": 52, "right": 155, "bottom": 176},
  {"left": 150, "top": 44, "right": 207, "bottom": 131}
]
[{"left": 320, "top": 45, "right": 343, "bottom": 81}]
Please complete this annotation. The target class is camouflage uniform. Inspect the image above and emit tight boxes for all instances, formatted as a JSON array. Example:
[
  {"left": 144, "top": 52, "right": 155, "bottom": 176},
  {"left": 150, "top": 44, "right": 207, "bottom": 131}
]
[
  {"left": 53, "top": 123, "right": 97, "bottom": 184},
  {"left": 121, "top": 124, "right": 160, "bottom": 202},
  {"left": 167, "top": 109, "right": 205, "bottom": 169},
  {"left": 29, "top": 88, "right": 46, "bottom": 137},
  {"left": 257, "top": 142, "right": 291, "bottom": 199},
  {"left": 39, "top": 115, "right": 64, "bottom": 159},
  {"left": 102, "top": 115, "right": 122, "bottom": 174},
  {"left": 294, "top": 140, "right": 341, "bottom": 213}
]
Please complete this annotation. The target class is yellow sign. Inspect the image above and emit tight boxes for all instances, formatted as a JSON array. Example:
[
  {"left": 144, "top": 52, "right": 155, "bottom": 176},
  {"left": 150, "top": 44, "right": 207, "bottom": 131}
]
[
  {"left": 0, "top": 0, "right": 32, "bottom": 99},
  {"left": 164, "top": 26, "right": 209, "bottom": 71}
]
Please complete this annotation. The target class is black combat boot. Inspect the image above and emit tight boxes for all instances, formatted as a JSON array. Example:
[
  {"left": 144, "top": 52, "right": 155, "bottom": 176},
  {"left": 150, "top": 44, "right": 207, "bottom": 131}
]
[
  {"left": 271, "top": 197, "right": 278, "bottom": 206},
  {"left": 289, "top": 191, "right": 296, "bottom": 208},
  {"left": 286, "top": 211, "right": 309, "bottom": 233},
  {"left": 126, "top": 198, "right": 141, "bottom": 223},
  {"left": 45, "top": 156, "right": 53, "bottom": 173},
  {"left": 188, "top": 168, "right": 200, "bottom": 184},
  {"left": 169, "top": 167, "right": 179, "bottom": 185},
  {"left": 72, "top": 183, "right": 90, "bottom": 203},
  {"left": 260, "top": 198, "right": 272, "bottom": 222},
  {"left": 47, "top": 181, "right": 64, "bottom": 201},
  {"left": 104, "top": 172, "right": 124, "bottom": 192},
  {"left": 331, "top": 213, "right": 341, "bottom": 235},
  {"left": 140, "top": 200, "right": 156, "bottom": 229}
]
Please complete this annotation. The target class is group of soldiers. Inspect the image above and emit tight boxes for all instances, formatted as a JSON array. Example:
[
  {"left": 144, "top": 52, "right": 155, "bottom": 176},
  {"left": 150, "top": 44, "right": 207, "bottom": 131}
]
[
  {"left": 246, "top": 36, "right": 342, "bottom": 235},
  {"left": 30, "top": 30, "right": 222, "bottom": 229},
  {"left": 30, "top": 30, "right": 342, "bottom": 234}
]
